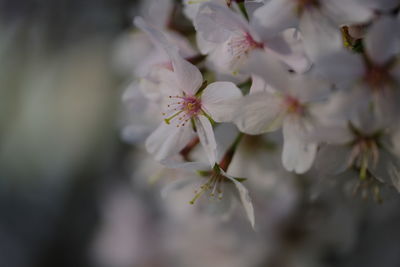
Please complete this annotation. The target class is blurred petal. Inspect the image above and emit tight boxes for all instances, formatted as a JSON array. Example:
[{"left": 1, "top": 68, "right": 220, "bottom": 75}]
[
  {"left": 282, "top": 117, "right": 317, "bottom": 174},
  {"left": 365, "top": 16, "right": 399, "bottom": 66},
  {"left": 299, "top": 9, "right": 343, "bottom": 61},
  {"left": 252, "top": 0, "right": 297, "bottom": 37},
  {"left": 313, "top": 50, "right": 365, "bottom": 87},
  {"left": 195, "top": 2, "right": 250, "bottom": 43}
]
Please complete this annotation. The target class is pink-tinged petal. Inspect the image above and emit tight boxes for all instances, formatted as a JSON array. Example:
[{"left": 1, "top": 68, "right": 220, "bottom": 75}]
[
  {"left": 322, "top": 0, "right": 373, "bottom": 25},
  {"left": 222, "top": 170, "right": 255, "bottom": 229},
  {"left": 196, "top": 115, "right": 217, "bottom": 166},
  {"left": 145, "top": 122, "right": 196, "bottom": 162},
  {"left": 201, "top": 81, "right": 243, "bottom": 122},
  {"left": 282, "top": 116, "right": 317, "bottom": 174},
  {"left": 365, "top": 16, "right": 399, "bottom": 66},
  {"left": 252, "top": 0, "right": 297, "bottom": 37},
  {"left": 313, "top": 50, "right": 365, "bottom": 87},
  {"left": 234, "top": 92, "right": 284, "bottom": 134},
  {"left": 299, "top": 9, "right": 343, "bottom": 62},
  {"left": 195, "top": 2, "right": 250, "bottom": 43}
]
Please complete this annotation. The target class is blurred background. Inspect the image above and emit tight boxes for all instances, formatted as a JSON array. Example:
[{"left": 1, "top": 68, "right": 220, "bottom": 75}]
[{"left": 1, "top": 1, "right": 400, "bottom": 267}]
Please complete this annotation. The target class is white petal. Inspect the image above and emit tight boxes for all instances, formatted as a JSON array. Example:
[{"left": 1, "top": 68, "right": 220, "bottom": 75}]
[
  {"left": 234, "top": 92, "right": 284, "bottom": 134},
  {"left": 313, "top": 49, "right": 364, "bottom": 87},
  {"left": 134, "top": 17, "right": 203, "bottom": 95},
  {"left": 249, "top": 74, "right": 269, "bottom": 94},
  {"left": 245, "top": 50, "right": 293, "bottom": 92},
  {"left": 264, "top": 34, "right": 311, "bottom": 73},
  {"left": 195, "top": 2, "right": 250, "bottom": 43},
  {"left": 363, "top": 0, "right": 400, "bottom": 12},
  {"left": 314, "top": 144, "right": 352, "bottom": 176},
  {"left": 252, "top": 0, "right": 297, "bottom": 37},
  {"left": 168, "top": 48, "right": 203, "bottom": 96},
  {"left": 322, "top": 0, "right": 373, "bottom": 25},
  {"left": 196, "top": 115, "right": 217, "bottom": 166},
  {"left": 134, "top": 17, "right": 170, "bottom": 52},
  {"left": 286, "top": 74, "right": 331, "bottom": 103},
  {"left": 365, "top": 16, "right": 399, "bottom": 66},
  {"left": 145, "top": 122, "right": 196, "bottom": 162},
  {"left": 201, "top": 81, "right": 243, "bottom": 122},
  {"left": 196, "top": 32, "right": 217, "bottom": 55},
  {"left": 223, "top": 170, "right": 255, "bottom": 229},
  {"left": 299, "top": 9, "right": 343, "bottom": 61},
  {"left": 282, "top": 116, "right": 317, "bottom": 174}
]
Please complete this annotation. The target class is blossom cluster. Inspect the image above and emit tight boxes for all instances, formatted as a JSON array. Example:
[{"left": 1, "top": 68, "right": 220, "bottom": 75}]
[{"left": 121, "top": 0, "right": 400, "bottom": 228}]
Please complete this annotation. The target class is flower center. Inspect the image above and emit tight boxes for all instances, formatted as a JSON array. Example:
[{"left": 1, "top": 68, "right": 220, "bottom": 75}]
[
  {"left": 284, "top": 95, "right": 304, "bottom": 115},
  {"left": 190, "top": 172, "right": 225, "bottom": 204},
  {"left": 348, "top": 137, "right": 379, "bottom": 180},
  {"left": 163, "top": 95, "right": 202, "bottom": 127},
  {"left": 227, "top": 32, "right": 264, "bottom": 71}
]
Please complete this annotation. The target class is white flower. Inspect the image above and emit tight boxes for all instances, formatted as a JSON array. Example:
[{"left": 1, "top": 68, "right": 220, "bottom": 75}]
[
  {"left": 314, "top": 15, "right": 400, "bottom": 123},
  {"left": 161, "top": 160, "right": 255, "bottom": 229},
  {"left": 312, "top": 117, "right": 400, "bottom": 194},
  {"left": 233, "top": 52, "right": 330, "bottom": 173},
  {"left": 252, "top": 0, "right": 374, "bottom": 60},
  {"left": 194, "top": 2, "right": 310, "bottom": 79},
  {"left": 135, "top": 18, "right": 242, "bottom": 165}
]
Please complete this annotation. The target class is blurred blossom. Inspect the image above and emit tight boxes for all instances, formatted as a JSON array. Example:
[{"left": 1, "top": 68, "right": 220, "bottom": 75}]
[{"left": 2, "top": 0, "right": 400, "bottom": 267}]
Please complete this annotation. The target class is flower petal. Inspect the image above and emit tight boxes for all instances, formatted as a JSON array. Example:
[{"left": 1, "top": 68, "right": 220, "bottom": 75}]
[
  {"left": 145, "top": 122, "right": 196, "bottom": 162},
  {"left": 299, "top": 9, "right": 343, "bottom": 61},
  {"left": 234, "top": 92, "right": 284, "bottom": 134},
  {"left": 195, "top": 2, "right": 250, "bottom": 43},
  {"left": 322, "top": 0, "right": 373, "bottom": 25},
  {"left": 196, "top": 115, "right": 217, "bottom": 166},
  {"left": 201, "top": 81, "right": 243, "bottom": 122},
  {"left": 365, "top": 15, "right": 399, "bottom": 66},
  {"left": 223, "top": 170, "right": 255, "bottom": 229},
  {"left": 245, "top": 49, "right": 293, "bottom": 92},
  {"left": 282, "top": 116, "right": 317, "bottom": 174},
  {"left": 313, "top": 49, "right": 364, "bottom": 87},
  {"left": 314, "top": 144, "right": 352, "bottom": 176},
  {"left": 252, "top": 0, "right": 297, "bottom": 37},
  {"left": 167, "top": 48, "right": 203, "bottom": 96}
]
